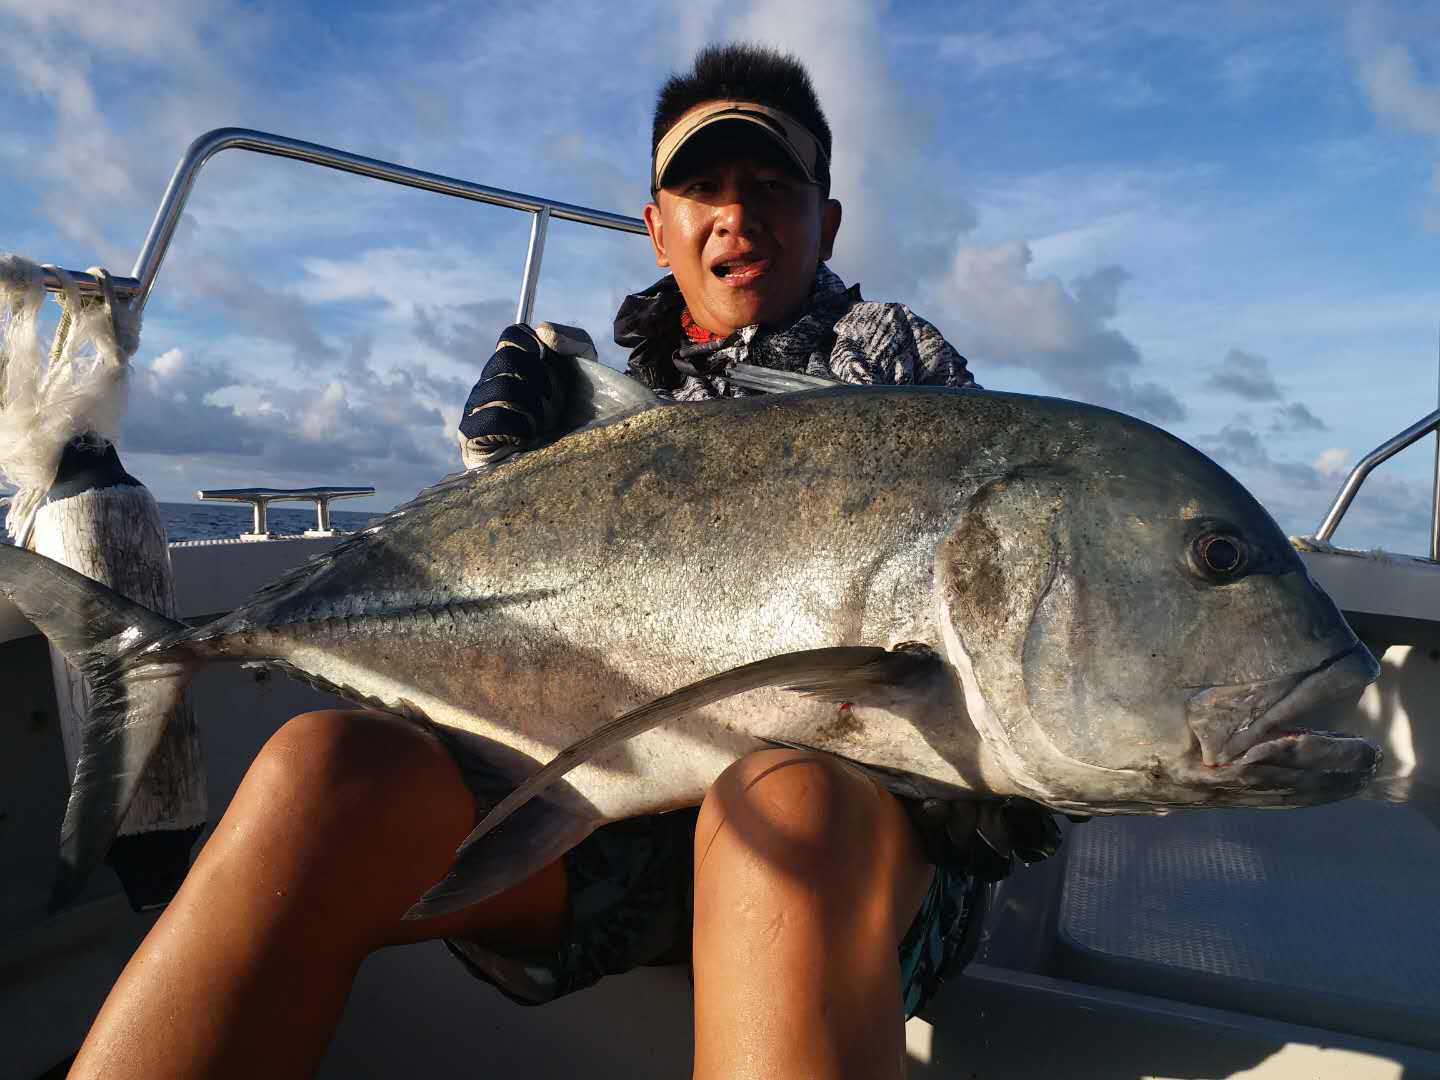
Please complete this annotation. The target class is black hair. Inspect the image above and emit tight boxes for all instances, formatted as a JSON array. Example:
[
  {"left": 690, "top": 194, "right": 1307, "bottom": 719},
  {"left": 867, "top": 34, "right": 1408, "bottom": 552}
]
[{"left": 652, "top": 43, "right": 832, "bottom": 193}]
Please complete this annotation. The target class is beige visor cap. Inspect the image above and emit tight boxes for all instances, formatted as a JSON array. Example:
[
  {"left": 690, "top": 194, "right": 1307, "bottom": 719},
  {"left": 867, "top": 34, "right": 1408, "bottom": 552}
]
[{"left": 652, "top": 100, "right": 829, "bottom": 192}]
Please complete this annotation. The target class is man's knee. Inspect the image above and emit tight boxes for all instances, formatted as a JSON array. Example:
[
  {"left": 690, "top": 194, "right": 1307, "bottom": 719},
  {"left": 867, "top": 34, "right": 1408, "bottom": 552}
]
[
  {"left": 180, "top": 709, "right": 481, "bottom": 951},
  {"left": 245, "top": 709, "right": 474, "bottom": 841},
  {"left": 696, "top": 749, "right": 901, "bottom": 884}
]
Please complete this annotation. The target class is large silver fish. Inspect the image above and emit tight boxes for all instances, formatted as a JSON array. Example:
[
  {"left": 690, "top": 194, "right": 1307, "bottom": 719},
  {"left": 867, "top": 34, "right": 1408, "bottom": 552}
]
[{"left": 0, "top": 366, "right": 1381, "bottom": 918}]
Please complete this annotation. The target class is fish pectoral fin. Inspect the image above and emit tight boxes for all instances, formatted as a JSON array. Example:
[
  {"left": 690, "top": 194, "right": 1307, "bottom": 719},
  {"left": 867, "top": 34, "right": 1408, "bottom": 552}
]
[
  {"left": 405, "top": 796, "right": 596, "bottom": 921},
  {"left": 782, "top": 641, "right": 949, "bottom": 708},
  {"left": 459, "top": 644, "right": 951, "bottom": 856}
]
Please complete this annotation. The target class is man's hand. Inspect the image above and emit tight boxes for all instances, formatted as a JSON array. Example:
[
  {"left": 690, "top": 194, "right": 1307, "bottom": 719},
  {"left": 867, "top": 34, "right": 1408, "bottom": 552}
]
[
  {"left": 457, "top": 322, "right": 597, "bottom": 470},
  {"left": 905, "top": 796, "right": 1078, "bottom": 881}
]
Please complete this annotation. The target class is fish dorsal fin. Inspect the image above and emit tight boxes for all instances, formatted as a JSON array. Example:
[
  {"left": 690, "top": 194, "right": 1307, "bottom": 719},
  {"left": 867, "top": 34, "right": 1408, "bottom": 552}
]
[{"left": 554, "top": 354, "right": 662, "bottom": 434}]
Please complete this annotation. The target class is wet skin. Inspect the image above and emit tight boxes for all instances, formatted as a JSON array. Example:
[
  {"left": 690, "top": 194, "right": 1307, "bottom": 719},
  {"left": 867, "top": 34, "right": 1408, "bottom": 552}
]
[
  {"left": 68, "top": 713, "right": 928, "bottom": 1080},
  {"left": 642, "top": 128, "right": 842, "bottom": 337}
]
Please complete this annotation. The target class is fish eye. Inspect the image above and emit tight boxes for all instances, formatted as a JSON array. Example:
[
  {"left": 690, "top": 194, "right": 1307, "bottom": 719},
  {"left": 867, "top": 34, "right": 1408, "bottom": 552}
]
[{"left": 1193, "top": 532, "right": 1247, "bottom": 579}]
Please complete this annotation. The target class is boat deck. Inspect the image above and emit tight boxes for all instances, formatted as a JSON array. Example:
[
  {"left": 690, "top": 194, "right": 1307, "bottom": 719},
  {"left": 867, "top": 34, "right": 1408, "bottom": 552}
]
[{"left": 2, "top": 538, "right": 1438, "bottom": 1079}]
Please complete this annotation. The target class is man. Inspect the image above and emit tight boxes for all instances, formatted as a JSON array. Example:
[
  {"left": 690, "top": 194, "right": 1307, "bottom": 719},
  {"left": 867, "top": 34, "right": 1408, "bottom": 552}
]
[
  {"left": 454, "top": 40, "right": 1059, "bottom": 1069},
  {"left": 458, "top": 46, "right": 974, "bottom": 470},
  {"left": 69, "top": 44, "right": 1058, "bottom": 1080}
]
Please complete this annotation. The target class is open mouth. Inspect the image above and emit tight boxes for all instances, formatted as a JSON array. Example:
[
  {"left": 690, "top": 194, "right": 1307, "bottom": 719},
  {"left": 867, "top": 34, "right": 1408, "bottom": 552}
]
[
  {"left": 711, "top": 256, "right": 772, "bottom": 286},
  {"left": 1186, "top": 642, "right": 1381, "bottom": 777}
]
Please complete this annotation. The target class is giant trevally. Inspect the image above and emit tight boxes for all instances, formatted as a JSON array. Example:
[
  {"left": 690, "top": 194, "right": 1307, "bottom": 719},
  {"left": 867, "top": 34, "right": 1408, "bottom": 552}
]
[{"left": 0, "top": 365, "right": 1381, "bottom": 919}]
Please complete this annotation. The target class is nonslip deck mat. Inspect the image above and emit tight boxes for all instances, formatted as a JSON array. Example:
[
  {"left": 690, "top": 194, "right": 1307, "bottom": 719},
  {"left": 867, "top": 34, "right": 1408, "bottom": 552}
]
[{"left": 1057, "top": 799, "right": 1440, "bottom": 1048}]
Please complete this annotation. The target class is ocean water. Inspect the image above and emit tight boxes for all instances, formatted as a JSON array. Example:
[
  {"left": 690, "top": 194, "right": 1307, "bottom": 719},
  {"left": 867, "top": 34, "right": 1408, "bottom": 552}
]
[{"left": 160, "top": 501, "right": 381, "bottom": 542}]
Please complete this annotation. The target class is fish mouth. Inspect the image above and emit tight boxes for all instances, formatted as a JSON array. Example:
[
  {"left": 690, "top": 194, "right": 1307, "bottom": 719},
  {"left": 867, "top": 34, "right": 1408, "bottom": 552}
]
[{"left": 1185, "top": 642, "right": 1381, "bottom": 783}]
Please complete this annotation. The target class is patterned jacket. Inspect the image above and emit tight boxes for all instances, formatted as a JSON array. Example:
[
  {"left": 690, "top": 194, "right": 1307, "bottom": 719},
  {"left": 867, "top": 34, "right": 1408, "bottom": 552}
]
[{"left": 613, "top": 264, "right": 978, "bottom": 400}]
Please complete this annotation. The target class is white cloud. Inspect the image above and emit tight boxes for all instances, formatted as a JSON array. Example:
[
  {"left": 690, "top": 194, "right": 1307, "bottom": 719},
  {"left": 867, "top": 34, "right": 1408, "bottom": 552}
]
[
  {"left": 297, "top": 381, "right": 351, "bottom": 442},
  {"left": 933, "top": 239, "right": 1184, "bottom": 421},
  {"left": 0, "top": 0, "right": 218, "bottom": 61},
  {"left": 944, "top": 241, "right": 1083, "bottom": 353},
  {"left": 1198, "top": 414, "right": 1429, "bottom": 552},
  {"left": 150, "top": 346, "right": 186, "bottom": 379},
  {"left": 937, "top": 31, "right": 1060, "bottom": 72},
  {"left": 1269, "top": 401, "right": 1327, "bottom": 435},
  {"left": 297, "top": 247, "right": 520, "bottom": 320},
  {"left": 928, "top": 7, "right": 1168, "bottom": 108},
  {"left": 1346, "top": 2, "right": 1440, "bottom": 233},
  {"left": 119, "top": 341, "right": 466, "bottom": 505},
  {"left": 1349, "top": 6, "right": 1440, "bottom": 137},
  {"left": 1027, "top": 223, "right": 1127, "bottom": 272},
  {"left": 0, "top": 42, "right": 144, "bottom": 258},
  {"left": 1315, "top": 447, "right": 1351, "bottom": 477},
  {"left": 1204, "top": 349, "right": 1284, "bottom": 401},
  {"left": 0, "top": 0, "right": 272, "bottom": 265},
  {"left": 963, "top": 162, "right": 1218, "bottom": 289}
]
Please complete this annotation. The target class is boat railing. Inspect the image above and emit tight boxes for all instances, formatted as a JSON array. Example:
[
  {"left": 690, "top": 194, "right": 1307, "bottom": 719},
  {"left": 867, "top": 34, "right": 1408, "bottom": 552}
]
[
  {"left": 1313, "top": 408, "right": 1440, "bottom": 560},
  {"left": 28, "top": 126, "right": 1440, "bottom": 561},
  {"left": 196, "top": 485, "right": 374, "bottom": 541},
  {"left": 32, "top": 127, "right": 648, "bottom": 326}
]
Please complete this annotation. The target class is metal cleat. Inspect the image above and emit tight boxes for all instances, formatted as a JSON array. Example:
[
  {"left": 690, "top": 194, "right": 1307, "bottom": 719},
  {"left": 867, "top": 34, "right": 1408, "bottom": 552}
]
[{"left": 196, "top": 485, "right": 374, "bottom": 540}]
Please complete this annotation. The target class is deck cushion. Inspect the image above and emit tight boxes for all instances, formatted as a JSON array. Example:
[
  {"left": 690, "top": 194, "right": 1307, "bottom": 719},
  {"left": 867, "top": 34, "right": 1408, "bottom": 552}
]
[{"left": 1057, "top": 800, "right": 1440, "bottom": 1049}]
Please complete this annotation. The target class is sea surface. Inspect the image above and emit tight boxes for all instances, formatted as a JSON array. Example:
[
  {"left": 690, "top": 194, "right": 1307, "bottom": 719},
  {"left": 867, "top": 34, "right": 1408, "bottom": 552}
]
[{"left": 160, "top": 501, "right": 381, "bottom": 542}]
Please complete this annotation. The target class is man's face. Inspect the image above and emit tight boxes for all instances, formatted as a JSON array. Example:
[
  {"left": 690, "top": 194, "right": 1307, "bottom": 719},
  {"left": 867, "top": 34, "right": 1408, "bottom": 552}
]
[{"left": 643, "top": 127, "right": 842, "bottom": 337}]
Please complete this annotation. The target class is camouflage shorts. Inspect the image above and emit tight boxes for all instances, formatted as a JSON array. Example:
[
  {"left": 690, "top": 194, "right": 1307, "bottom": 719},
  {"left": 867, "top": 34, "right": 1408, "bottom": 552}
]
[{"left": 444, "top": 809, "right": 985, "bottom": 1019}]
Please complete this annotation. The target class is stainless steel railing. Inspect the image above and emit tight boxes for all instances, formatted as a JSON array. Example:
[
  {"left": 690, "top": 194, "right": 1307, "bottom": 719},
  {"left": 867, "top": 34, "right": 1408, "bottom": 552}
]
[
  {"left": 1313, "top": 409, "right": 1440, "bottom": 559},
  {"left": 36, "top": 127, "right": 648, "bottom": 325},
  {"left": 32, "top": 128, "right": 1440, "bottom": 557}
]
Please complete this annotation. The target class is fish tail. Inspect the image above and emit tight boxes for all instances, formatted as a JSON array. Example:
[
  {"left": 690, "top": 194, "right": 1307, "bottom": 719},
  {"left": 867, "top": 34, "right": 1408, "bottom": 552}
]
[{"left": 0, "top": 544, "right": 198, "bottom": 909}]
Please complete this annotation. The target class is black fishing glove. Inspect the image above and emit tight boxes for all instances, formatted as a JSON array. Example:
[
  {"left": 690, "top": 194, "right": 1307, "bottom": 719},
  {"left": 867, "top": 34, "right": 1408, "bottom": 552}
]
[
  {"left": 458, "top": 323, "right": 593, "bottom": 470},
  {"left": 905, "top": 796, "right": 1081, "bottom": 881}
]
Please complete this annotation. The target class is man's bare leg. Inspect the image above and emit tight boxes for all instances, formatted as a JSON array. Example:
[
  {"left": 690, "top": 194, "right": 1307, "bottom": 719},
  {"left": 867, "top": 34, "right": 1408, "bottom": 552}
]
[
  {"left": 692, "top": 749, "right": 934, "bottom": 1080},
  {"left": 68, "top": 709, "right": 567, "bottom": 1080}
]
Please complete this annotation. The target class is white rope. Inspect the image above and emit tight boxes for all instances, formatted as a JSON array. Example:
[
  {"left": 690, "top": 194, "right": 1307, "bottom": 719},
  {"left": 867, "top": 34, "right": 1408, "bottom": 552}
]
[{"left": 0, "top": 253, "right": 143, "bottom": 547}]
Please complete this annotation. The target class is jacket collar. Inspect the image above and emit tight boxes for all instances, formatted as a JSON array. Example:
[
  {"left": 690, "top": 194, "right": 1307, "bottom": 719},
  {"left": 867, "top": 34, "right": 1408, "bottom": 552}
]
[{"left": 613, "top": 264, "right": 858, "bottom": 390}]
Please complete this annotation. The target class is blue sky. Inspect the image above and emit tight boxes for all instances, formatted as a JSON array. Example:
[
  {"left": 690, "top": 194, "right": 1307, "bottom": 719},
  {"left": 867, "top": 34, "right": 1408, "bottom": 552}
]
[{"left": 4, "top": 1, "right": 1440, "bottom": 552}]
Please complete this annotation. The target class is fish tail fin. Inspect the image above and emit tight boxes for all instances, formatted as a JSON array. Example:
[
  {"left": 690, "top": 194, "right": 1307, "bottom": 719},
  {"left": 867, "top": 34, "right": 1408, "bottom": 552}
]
[{"left": 0, "top": 545, "right": 197, "bottom": 909}]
